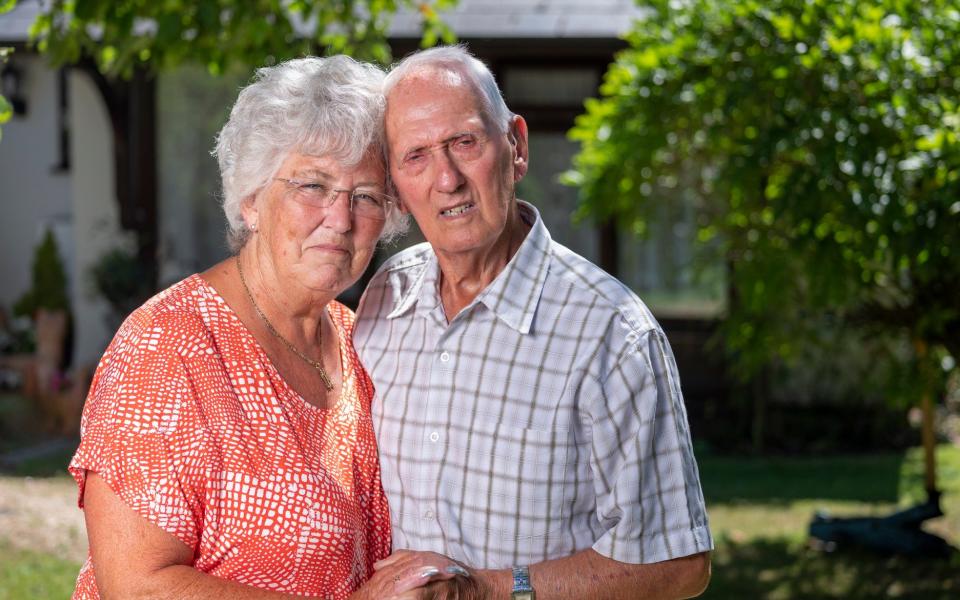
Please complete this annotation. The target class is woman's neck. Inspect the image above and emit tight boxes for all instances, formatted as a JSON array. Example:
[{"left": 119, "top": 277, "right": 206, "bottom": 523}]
[{"left": 236, "top": 244, "right": 331, "bottom": 350}]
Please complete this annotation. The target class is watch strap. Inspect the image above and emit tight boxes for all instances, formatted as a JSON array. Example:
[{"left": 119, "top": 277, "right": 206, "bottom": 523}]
[{"left": 511, "top": 565, "right": 534, "bottom": 598}]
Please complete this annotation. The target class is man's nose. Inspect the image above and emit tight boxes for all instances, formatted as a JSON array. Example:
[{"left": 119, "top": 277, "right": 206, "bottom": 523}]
[{"left": 434, "top": 150, "right": 466, "bottom": 193}]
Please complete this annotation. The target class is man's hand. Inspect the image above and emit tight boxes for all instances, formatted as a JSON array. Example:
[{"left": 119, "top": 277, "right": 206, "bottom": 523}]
[{"left": 393, "top": 576, "right": 487, "bottom": 600}]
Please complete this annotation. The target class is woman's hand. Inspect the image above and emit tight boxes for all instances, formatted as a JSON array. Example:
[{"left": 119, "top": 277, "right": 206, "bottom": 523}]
[{"left": 353, "top": 550, "right": 473, "bottom": 599}]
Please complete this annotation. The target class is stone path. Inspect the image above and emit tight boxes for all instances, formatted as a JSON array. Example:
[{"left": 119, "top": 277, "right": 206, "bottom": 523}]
[{"left": 0, "top": 475, "right": 87, "bottom": 563}]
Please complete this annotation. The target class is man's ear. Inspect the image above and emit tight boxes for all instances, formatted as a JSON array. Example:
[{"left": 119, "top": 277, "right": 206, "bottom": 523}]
[{"left": 508, "top": 115, "right": 529, "bottom": 182}]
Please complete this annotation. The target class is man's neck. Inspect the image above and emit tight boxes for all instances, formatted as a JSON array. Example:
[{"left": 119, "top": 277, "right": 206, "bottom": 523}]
[{"left": 436, "top": 209, "right": 531, "bottom": 321}]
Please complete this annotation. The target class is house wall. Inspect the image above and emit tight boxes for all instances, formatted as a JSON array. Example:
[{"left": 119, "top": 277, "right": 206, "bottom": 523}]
[
  {"left": 0, "top": 54, "right": 72, "bottom": 317},
  {"left": 0, "top": 54, "right": 118, "bottom": 369},
  {"left": 69, "top": 69, "right": 120, "bottom": 367}
]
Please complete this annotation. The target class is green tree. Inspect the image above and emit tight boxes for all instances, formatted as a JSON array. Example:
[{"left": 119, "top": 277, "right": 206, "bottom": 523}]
[
  {"left": 567, "top": 0, "right": 959, "bottom": 495},
  {"left": 29, "top": 0, "right": 457, "bottom": 75}
]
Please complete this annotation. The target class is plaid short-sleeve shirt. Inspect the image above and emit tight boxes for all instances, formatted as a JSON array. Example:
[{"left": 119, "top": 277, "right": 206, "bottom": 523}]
[{"left": 355, "top": 201, "right": 713, "bottom": 569}]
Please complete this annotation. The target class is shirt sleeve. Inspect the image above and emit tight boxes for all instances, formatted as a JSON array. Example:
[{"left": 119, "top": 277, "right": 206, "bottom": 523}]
[
  {"left": 69, "top": 312, "right": 209, "bottom": 551},
  {"left": 584, "top": 327, "right": 713, "bottom": 564}
]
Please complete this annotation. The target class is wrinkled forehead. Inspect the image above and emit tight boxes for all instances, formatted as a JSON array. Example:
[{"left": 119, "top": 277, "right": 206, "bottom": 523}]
[
  {"left": 385, "top": 67, "right": 489, "bottom": 148},
  {"left": 279, "top": 147, "right": 386, "bottom": 182},
  {"left": 387, "top": 63, "right": 468, "bottom": 98}
]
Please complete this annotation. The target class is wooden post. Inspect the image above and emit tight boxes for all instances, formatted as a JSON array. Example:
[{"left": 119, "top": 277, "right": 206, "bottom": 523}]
[
  {"left": 921, "top": 388, "right": 937, "bottom": 496},
  {"left": 914, "top": 339, "right": 938, "bottom": 498}
]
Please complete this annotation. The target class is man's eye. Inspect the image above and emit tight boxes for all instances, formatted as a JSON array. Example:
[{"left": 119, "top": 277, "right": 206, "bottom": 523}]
[
  {"left": 454, "top": 136, "right": 476, "bottom": 148},
  {"left": 404, "top": 152, "right": 425, "bottom": 164}
]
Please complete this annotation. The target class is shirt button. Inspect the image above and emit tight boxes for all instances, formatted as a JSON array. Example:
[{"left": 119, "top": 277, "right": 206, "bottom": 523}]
[
  {"left": 429, "top": 431, "right": 440, "bottom": 442},
  {"left": 424, "top": 510, "right": 434, "bottom": 519},
  {"left": 439, "top": 351, "right": 450, "bottom": 362}
]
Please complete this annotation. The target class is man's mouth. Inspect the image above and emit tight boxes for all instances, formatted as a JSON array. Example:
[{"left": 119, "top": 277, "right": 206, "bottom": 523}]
[{"left": 440, "top": 202, "right": 474, "bottom": 217}]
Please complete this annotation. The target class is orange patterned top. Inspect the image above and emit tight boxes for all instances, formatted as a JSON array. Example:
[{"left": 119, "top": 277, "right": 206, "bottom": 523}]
[{"left": 69, "top": 274, "right": 391, "bottom": 599}]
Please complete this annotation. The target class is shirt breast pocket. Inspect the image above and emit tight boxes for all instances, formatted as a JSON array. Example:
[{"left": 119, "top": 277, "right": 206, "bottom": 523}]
[{"left": 443, "top": 418, "right": 570, "bottom": 540}]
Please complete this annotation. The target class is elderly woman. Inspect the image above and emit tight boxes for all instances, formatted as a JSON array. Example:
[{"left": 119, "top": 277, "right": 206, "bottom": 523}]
[{"left": 69, "top": 56, "right": 409, "bottom": 599}]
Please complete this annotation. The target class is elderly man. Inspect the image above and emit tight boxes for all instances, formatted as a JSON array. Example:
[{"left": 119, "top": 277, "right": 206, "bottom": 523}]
[{"left": 354, "top": 45, "right": 713, "bottom": 599}]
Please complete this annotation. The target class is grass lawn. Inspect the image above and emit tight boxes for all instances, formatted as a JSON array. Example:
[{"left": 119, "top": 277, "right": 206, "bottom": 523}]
[
  {"left": 700, "top": 445, "right": 960, "bottom": 599},
  {"left": 2, "top": 380, "right": 958, "bottom": 599},
  {"left": 0, "top": 542, "right": 79, "bottom": 600}
]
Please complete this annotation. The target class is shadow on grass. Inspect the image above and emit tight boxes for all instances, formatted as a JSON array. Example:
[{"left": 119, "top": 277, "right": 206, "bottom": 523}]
[
  {"left": 705, "top": 536, "right": 960, "bottom": 599},
  {"left": 699, "top": 453, "right": 905, "bottom": 505}
]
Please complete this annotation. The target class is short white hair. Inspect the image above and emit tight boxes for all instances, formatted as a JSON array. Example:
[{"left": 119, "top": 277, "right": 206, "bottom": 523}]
[
  {"left": 384, "top": 44, "right": 514, "bottom": 133},
  {"left": 214, "top": 55, "right": 407, "bottom": 250}
]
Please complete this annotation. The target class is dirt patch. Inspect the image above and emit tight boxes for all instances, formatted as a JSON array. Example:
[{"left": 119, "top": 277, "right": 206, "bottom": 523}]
[{"left": 0, "top": 475, "right": 87, "bottom": 563}]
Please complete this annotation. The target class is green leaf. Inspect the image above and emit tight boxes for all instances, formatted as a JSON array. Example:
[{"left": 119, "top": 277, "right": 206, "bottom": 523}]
[
  {"left": 0, "top": 94, "right": 11, "bottom": 124},
  {"left": 99, "top": 45, "right": 117, "bottom": 68},
  {"left": 826, "top": 33, "right": 854, "bottom": 54},
  {"left": 770, "top": 14, "right": 796, "bottom": 40},
  {"left": 26, "top": 0, "right": 459, "bottom": 78},
  {"left": 566, "top": 0, "right": 960, "bottom": 391}
]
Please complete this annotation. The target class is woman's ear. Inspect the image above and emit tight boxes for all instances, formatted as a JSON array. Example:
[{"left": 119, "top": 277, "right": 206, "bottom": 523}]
[{"left": 240, "top": 194, "right": 259, "bottom": 231}]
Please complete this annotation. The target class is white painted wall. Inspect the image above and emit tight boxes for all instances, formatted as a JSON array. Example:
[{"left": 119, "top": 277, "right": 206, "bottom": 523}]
[
  {"left": 69, "top": 69, "right": 119, "bottom": 367},
  {"left": 0, "top": 54, "right": 72, "bottom": 316},
  {"left": 0, "top": 54, "right": 118, "bottom": 368}
]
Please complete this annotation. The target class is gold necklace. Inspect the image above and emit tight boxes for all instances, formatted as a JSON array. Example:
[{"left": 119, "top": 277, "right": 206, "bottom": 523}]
[{"left": 235, "top": 255, "right": 334, "bottom": 391}]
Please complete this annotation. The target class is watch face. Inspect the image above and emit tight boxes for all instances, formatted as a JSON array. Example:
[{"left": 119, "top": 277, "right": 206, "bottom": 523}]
[{"left": 511, "top": 593, "right": 535, "bottom": 600}]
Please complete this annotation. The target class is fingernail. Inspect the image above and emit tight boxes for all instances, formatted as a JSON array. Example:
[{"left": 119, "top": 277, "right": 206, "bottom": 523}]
[
  {"left": 420, "top": 567, "right": 441, "bottom": 578},
  {"left": 445, "top": 564, "right": 470, "bottom": 577}
]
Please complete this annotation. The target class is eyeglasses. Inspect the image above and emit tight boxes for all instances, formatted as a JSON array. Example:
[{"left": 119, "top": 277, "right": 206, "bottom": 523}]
[
  {"left": 395, "top": 131, "right": 489, "bottom": 176},
  {"left": 274, "top": 178, "right": 394, "bottom": 220}
]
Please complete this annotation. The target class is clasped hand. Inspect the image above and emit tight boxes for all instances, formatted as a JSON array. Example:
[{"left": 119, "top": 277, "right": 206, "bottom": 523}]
[{"left": 360, "top": 549, "right": 482, "bottom": 599}]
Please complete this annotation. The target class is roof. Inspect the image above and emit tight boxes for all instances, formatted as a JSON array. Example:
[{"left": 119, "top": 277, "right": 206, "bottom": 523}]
[
  {"left": 390, "top": 0, "right": 646, "bottom": 38},
  {"left": 0, "top": 0, "right": 41, "bottom": 43},
  {"left": 1, "top": 0, "right": 645, "bottom": 44}
]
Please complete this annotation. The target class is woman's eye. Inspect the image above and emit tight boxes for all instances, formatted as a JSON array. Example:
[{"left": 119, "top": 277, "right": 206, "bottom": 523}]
[
  {"left": 297, "top": 183, "right": 331, "bottom": 199},
  {"left": 354, "top": 192, "right": 382, "bottom": 206}
]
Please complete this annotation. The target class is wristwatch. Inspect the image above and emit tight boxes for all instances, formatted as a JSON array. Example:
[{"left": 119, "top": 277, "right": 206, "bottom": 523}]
[{"left": 511, "top": 565, "right": 535, "bottom": 600}]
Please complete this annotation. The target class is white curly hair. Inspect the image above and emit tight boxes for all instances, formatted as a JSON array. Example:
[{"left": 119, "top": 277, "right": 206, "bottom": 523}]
[{"left": 214, "top": 55, "right": 407, "bottom": 250}]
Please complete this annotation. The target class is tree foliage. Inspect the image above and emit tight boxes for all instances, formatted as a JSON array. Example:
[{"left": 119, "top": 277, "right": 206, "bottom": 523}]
[
  {"left": 0, "top": 0, "right": 16, "bottom": 142},
  {"left": 30, "top": 0, "right": 458, "bottom": 76},
  {"left": 567, "top": 0, "right": 960, "bottom": 395}
]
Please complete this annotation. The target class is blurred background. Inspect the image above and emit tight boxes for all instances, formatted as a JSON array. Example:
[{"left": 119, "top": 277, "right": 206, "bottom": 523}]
[{"left": 0, "top": 0, "right": 957, "bottom": 597}]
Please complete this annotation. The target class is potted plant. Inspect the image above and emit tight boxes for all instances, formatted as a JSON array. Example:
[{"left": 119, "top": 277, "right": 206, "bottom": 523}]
[{"left": 89, "top": 245, "right": 153, "bottom": 330}]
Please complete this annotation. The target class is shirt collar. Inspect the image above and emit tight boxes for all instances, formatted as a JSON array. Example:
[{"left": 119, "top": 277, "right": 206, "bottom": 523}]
[
  {"left": 474, "top": 201, "right": 551, "bottom": 333},
  {"left": 384, "top": 250, "right": 441, "bottom": 321},
  {"left": 386, "top": 201, "right": 552, "bottom": 335}
]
